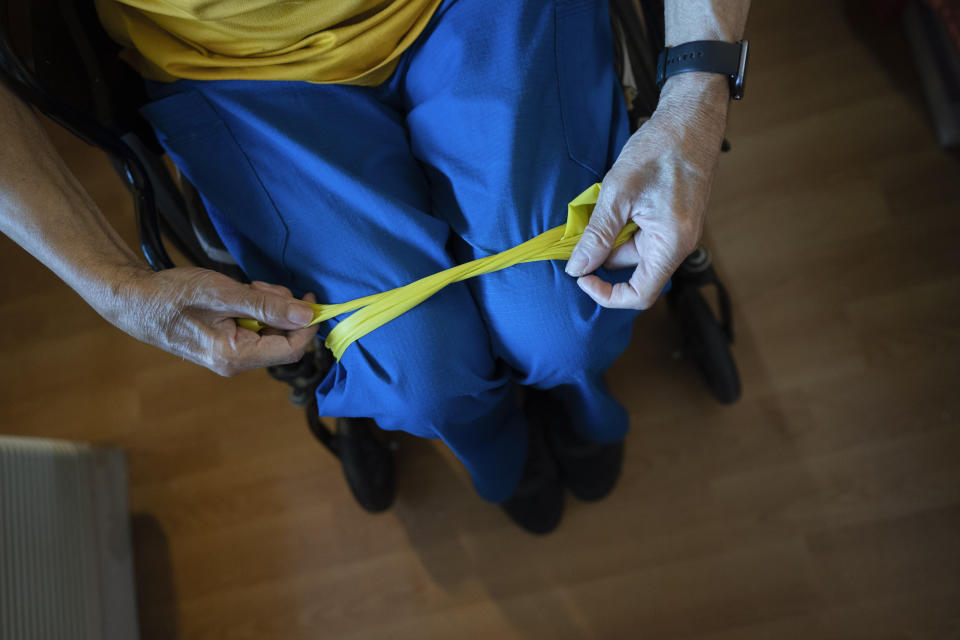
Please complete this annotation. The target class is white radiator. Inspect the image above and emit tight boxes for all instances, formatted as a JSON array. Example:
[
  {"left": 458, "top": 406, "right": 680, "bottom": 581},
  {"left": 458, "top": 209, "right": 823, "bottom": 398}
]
[{"left": 0, "top": 436, "right": 139, "bottom": 639}]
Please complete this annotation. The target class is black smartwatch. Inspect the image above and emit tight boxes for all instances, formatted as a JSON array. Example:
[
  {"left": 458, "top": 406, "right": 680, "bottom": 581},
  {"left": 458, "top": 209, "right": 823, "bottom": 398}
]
[{"left": 655, "top": 40, "right": 750, "bottom": 100}]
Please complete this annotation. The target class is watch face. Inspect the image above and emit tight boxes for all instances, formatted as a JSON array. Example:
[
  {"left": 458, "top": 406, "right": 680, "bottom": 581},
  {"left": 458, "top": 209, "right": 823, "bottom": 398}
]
[{"left": 733, "top": 40, "right": 749, "bottom": 100}]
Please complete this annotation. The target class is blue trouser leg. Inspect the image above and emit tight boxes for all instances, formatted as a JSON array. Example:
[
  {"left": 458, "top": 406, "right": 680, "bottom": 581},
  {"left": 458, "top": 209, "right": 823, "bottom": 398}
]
[
  {"left": 141, "top": 80, "right": 528, "bottom": 502},
  {"left": 400, "top": 0, "right": 639, "bottom": 442}
]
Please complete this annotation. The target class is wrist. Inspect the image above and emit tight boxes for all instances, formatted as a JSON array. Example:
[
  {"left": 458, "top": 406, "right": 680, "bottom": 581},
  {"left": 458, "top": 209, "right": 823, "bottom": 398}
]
[
  {"left": 620, "top": 75, "right": 728, "bottom": 176},
  {"left": 664, "top": 1, "right": 750, "bottom": 47},
  {"left": 83, "top": 260, "right": 153, "bottom": 323},
  {"left": 666, "top": 27, "right": 730, "bottom": 49},
  {"left": 660, "top": 73, "right": 729, "bottom": 105},
  {"left": 656, "top": 74, "right": 729, "bottom": 137}
]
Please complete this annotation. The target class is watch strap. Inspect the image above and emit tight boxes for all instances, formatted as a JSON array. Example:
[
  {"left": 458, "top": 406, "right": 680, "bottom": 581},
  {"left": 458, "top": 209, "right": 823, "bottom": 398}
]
[{"left": 656, "top": 40, "right": 749, "bottom": 99}]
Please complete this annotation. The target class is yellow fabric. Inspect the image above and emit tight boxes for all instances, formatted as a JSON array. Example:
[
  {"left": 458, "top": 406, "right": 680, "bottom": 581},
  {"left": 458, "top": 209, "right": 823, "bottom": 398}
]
[
  {"left": 238, "top": 184, "right": 638, "bottom": 360},
  {"left": 94, "top": 0, "right": 444, "bottom": 86}
]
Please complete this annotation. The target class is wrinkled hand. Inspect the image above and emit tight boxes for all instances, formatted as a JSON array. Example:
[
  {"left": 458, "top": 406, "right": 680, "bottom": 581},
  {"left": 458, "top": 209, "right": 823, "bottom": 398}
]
[
  {"left": 565, "top": 75, "right": 729, "bottom": 309},
  {"left": 101, "top": 266, "right": 318, "bottom": 376}
]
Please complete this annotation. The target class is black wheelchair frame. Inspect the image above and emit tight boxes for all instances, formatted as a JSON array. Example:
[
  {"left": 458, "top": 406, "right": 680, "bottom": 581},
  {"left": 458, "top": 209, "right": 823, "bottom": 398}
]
[{"left": 1, "top": 0, "right": 740, "bottom": 512}]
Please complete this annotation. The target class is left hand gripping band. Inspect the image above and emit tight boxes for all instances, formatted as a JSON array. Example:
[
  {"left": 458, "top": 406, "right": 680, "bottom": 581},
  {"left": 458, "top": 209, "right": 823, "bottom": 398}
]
[{"left": 238, "top": 184, "right": 637, "bottom": 360}]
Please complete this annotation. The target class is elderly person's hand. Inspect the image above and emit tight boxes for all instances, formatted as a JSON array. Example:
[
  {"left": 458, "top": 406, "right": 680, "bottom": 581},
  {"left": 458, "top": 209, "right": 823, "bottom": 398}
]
[
  {"left": 565, "top": 73, "right": 730, "bottom": 309},
  {"left": 102, "top": 267, "right": 318, "bottom": 376}
]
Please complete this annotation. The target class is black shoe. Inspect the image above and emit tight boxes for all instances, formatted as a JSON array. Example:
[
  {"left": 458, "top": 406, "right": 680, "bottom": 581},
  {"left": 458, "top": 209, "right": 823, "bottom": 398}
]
[
  {"left": 499, "top": 415, "right": 564, "bottom": 535},
  {"left": 529, "top": 388, "right": 624, "bottom": 502},
  {"left": 335, "top": 417, "right": 397, "bottom": 513}
]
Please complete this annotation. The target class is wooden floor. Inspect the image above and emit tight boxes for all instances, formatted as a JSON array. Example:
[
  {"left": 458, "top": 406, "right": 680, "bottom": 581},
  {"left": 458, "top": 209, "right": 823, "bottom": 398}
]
[{"left": 3, "top": 1, "right": 960, "bottom": 638}]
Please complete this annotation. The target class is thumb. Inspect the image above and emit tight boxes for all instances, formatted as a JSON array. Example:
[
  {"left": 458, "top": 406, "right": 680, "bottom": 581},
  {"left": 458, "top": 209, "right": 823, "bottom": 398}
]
[
  {"left": 630, "top": 228, "right": 687, "bottom": 307},
  {"left": 222, "top": 283, "right": 315, "bottom": 331},
  {"left": 565, "top": 192, "right": 628, "bottom": 277}
]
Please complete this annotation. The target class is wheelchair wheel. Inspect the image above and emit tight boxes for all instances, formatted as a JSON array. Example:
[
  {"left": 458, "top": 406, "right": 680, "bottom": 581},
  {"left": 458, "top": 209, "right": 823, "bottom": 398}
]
[
  {"left": 305, "top": 403, "right": 397, "bottom": 513},
  {"left": 668, "top": 248, "right": 742, "bottom": 405},
  {"left": 669, "top": 285, "right": 741, "bottom": 404},
  {"left": 273, "top": 340, "right": 397, "bottom": 512},
  {"left": 334, "top": 416, "right": 397, "bottom": 513}
]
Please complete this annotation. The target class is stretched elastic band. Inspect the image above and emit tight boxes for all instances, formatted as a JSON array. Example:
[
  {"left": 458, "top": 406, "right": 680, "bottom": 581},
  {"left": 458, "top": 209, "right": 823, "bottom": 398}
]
[{"left": 238, "top": 183, "right": 636, "bottom": 360}]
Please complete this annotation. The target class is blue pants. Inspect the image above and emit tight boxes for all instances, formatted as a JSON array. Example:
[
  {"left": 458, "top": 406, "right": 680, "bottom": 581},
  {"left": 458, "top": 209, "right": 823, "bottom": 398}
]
[{"left": 141, "top": 0, "right": 638, "bottom": 502}]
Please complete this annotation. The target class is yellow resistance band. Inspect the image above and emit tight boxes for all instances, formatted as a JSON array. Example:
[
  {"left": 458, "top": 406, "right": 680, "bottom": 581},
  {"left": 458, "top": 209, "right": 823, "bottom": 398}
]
[{"left": 237, "top": 183, "right": 637, "bottom": 360}]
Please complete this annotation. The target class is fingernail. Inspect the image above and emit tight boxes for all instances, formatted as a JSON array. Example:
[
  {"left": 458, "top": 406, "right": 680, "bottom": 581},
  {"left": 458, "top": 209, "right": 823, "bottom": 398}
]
[
  {"left": 566, "top": 251, "right": 587, "bottom": 276},
  {"left": 287, "top": 304, "right": 314, "bottom": 326}
]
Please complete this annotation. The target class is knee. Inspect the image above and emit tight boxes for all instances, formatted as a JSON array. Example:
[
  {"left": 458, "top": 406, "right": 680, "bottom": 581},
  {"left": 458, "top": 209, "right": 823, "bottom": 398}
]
[
  {"left": 379, "top": 338, "right": 504, "bottom": 433},
  {"left": 508, "top": 315, "right": 606, "bottom": 382},
  {"left": 335, "top": 287, "right": 507, "bottom": 432},
  {"left": 491, "top": 271, "right": 638, "bottom": 383}
]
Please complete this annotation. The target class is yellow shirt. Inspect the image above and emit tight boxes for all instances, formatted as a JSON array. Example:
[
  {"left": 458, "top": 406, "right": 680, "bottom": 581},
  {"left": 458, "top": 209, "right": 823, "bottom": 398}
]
[{"left": 94, "top": 0, "right": 443, "bottom": 86}]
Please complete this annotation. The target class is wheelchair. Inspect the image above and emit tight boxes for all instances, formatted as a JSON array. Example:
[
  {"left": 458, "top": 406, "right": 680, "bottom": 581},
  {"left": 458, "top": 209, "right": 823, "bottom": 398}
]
[{"left": 0, "top": 0, "right": 740, "bottom": 513}]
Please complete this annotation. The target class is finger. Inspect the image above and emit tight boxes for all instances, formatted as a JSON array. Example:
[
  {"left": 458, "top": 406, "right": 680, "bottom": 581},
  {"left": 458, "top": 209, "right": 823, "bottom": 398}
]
[
  {"left": 577, "top": 274, "right": 635, "bottom": 309},
  {"left": 207, "top": 320, "right": 312, "bottom": 375},
  {"left": 242, "top": 295, "right": 319, "bottom": 367},
  {"left": 285, "top": 292, "right": 320, "bottom": 348},
  {"left": 219, "top": 282, "right": 314, "bottom": 331},
  {"left": 602, "top": 235, "right": 642, "bottom": 271},
  {"left": 250, "top": 280, "right": 294, "bottom": 298},
  {"left": 249, "top": 282, "right": 298, "bottom": 333},
  {"left": 285, "top": 317, "right": 319, "bottom": 355},
  {"left": 249, "top": 291, "right": 317, "bottom": 338},
  {"left": 233, "top": 334, "right": 308, "bottom": 371},
  {"left": 576, "top": 260, "right": 667, "bottom": 310},
  {"left": 565, "top": 187, "right": 629, "bottom": 277}
]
